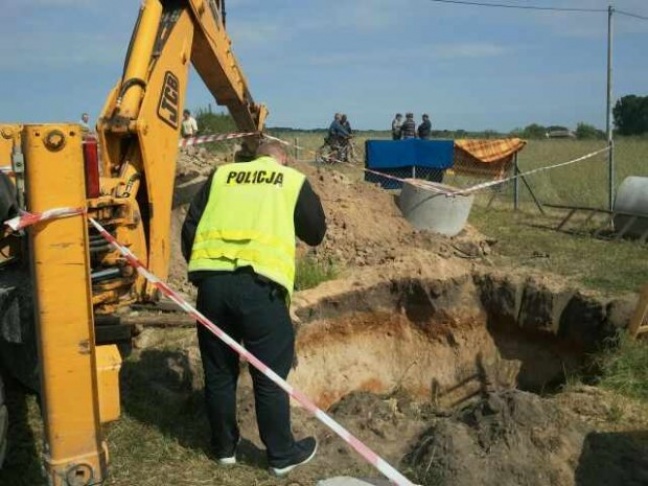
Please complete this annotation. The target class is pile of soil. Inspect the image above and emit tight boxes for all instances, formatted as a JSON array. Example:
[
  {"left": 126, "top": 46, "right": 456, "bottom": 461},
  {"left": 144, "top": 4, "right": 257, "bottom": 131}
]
[
  {"left": 404, "top": 389, "right": 648, "bottom": 486},
  {"left": 406, "top": 390, "right": 589, "bottom": 485}
]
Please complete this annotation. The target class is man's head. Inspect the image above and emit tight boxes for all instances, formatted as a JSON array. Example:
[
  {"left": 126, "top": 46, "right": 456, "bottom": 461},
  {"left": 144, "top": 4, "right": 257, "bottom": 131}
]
[
  {"left": 334, "top": 113, "right": 341, "bottom": 121},
  {"left": 406, "top": 113, "right": 414, "bottom": 119},
  {"left": 395, "top": 113, "right": 402, "bottom": 120},
  {"left": 340, "top": 114, "right": 347, "bottom": 123},
  {"left": 81, "top": 113, "right": 89, "bottom": 123},
  {"left": 183, "top": 109, "right": 191, "bottom": 119},
  {"left": 422, "top": 114, "right": 429, "bottom": 120},
  {"left": 255, "top": 140, "right": 289, "bottom": 166}
]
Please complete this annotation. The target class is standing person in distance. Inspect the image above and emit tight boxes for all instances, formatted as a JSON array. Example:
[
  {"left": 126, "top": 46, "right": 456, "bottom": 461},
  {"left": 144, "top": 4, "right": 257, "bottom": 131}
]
[
  {"left": 181, "top": 109, "right": 199, "bottom": 139},
  {"left": 339, "top": 114, "right": 353, "bottom": 162},
  {"left": 417, "top": 114, "right": 432, "bottom": 140},
  {"left": 400, "top": 113, "right": 417, "bottom": 139},
  {"left": 79, "top": 112, "right": 91, "bottom": 132},
  {"left": 391, "top": 113, "right": 403, "bottom": 140},
  {"left": 181, "top": 140, "right": 327, "bottom": 477}
]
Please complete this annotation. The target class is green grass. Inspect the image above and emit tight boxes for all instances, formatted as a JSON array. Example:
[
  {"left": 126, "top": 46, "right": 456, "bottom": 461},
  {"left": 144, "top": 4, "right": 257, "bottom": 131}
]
[
  {"left": 294, "top": 256, "right": 339, "bottom": 291},
  {"left": 598, "top": 334, "right": 648, "bottom": 403},
  {"left": 468, "top": 205, "right": 648, "bottom": 295}
]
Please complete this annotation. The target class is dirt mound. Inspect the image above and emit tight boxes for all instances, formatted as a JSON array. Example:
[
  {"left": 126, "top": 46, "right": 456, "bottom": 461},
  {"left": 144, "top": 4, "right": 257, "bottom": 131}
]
[
  {"left": 293, "top": 160, "right": 492, "bottom": 266},
  {"left": 405, "top": 390, "right": 590, "bottom": 486}
]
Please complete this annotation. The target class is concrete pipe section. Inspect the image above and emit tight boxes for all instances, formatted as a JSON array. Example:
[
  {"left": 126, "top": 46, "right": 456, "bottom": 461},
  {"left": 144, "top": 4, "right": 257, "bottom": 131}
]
[
  {"left": 398, "top": 180, "right": 474, "bottom": 237},
  {"left": 613, "top": 176, "right": 648, "bottom": 238}
]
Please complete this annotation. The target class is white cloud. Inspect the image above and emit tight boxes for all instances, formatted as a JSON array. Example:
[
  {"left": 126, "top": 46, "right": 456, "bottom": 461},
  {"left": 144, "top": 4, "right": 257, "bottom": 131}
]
[
  {"left": 431, "top": 42, "right": 508, "bottom": 59},
  {"left": 0, "top": 31, "right": 124, "bottom": 70},
  {"left": 229, "top": 20, "right": 290, "bottom": 47},
  {"left": 303, "top": 42, "right": 508, "bottom": 67},
  {"left": 10, "top": 0, "right": 97, "bottom": 7}
]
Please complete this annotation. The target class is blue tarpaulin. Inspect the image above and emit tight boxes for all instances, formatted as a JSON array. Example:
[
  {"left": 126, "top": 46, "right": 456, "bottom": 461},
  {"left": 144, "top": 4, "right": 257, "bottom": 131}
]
[{"left": 364, "top": 139, "right": 454, "bottom": 188}]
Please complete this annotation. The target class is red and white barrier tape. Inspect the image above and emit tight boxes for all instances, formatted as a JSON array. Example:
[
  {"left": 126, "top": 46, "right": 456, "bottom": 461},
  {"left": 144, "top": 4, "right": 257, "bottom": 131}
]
[
  {"left": 4, "top": 207, "right": 86, "bottom": 231},
  {"left": 178, "top": 131, "right": 258, "bottom": 148},
  {"left": 264, "top": 135, "right": 612, "bottom": 197},
  {"left": 446, "top": 146, "right": 611, "bottom": 196},
  {"left": 85, "top": 216, "right": 417, "bottom": 486}
]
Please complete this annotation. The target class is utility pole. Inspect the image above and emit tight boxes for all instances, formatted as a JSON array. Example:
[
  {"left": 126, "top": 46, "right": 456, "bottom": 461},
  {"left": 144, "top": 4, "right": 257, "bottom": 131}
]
[{"left": 606, "top": 5, "right": 615, "bottom": 211}]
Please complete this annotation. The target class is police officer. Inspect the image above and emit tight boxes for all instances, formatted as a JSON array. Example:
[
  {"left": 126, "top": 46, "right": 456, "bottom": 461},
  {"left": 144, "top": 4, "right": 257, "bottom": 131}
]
[{"left": 181, "top": 140, "right": 326, "bottom": 476}]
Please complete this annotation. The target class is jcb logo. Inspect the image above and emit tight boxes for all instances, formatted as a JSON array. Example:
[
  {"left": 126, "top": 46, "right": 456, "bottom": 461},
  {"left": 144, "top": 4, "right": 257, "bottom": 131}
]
[{"left": 158, "top": 71, "right": 180, "bottom": 129}]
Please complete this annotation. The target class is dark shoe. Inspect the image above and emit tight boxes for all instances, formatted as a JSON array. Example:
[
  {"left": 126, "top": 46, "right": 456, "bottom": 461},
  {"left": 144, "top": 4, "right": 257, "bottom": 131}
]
[{"left": 270, "top": 437, "right": 318, "bottom": 477}]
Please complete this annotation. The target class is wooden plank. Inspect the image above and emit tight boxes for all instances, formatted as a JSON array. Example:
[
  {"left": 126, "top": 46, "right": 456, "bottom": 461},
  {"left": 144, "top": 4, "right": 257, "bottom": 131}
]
[{"left": 628, "top": 285, "right": 648, "bottom": 339}]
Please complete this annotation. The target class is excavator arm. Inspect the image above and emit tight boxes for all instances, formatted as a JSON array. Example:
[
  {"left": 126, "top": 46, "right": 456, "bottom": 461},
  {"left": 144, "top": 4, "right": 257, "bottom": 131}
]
[{"left": 94, "top": 0, "right": 267, "bottom": 311}]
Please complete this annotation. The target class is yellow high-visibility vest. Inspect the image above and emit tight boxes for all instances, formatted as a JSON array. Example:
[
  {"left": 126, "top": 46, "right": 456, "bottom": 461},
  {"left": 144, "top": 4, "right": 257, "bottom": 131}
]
[{"left": 188, "top": 156, "right": 305, "bottom": 296}]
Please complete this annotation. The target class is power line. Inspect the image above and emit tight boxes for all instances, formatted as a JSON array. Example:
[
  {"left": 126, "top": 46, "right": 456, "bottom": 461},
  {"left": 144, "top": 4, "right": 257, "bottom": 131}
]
[
  {"left": 425, "top": 0, "right": 605, "bottom": 13},
  {"left": 617, "top": 9, "right": 648, "bottom": 22}
]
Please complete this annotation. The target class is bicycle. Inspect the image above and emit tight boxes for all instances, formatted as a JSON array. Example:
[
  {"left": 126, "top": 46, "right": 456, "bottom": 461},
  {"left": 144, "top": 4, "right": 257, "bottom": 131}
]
[{"left": 315, "top": 136, "right": 357, "bottom": 164}]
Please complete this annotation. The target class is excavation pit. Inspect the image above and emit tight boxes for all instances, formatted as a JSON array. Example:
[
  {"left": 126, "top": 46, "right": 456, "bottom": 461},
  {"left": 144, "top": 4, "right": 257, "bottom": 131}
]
[{"left": 289, "top": 271, "right": 611, "bottom": 411}]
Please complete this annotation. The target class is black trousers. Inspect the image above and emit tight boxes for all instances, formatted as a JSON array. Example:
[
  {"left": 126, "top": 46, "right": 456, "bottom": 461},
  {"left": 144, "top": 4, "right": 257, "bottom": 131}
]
[{"left": 195, "top": 271, "right": 296, "bottom": 466}]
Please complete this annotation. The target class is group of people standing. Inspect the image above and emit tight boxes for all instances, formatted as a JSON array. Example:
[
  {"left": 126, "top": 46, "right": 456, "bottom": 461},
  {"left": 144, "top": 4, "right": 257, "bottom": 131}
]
[{"left": 391, "top": 113, "right": 431, "bottom": 140}]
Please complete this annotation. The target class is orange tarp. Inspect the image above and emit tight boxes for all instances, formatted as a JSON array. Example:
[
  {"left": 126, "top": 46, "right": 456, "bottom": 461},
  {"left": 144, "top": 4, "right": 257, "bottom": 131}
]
[{"left": 452, "top": 138, "right": 527, "bottom": 179}]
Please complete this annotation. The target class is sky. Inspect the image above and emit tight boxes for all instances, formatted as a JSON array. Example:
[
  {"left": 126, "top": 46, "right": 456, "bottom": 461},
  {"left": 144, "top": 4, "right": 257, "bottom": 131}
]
[{"left": 1, "top": 0, "right": 647, "bottom": 132}]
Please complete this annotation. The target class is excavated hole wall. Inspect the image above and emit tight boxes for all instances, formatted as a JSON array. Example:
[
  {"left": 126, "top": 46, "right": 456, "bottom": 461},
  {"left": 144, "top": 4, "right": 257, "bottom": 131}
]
[{"left": 290, "top": 272, "right": 624, "bottom": 411}]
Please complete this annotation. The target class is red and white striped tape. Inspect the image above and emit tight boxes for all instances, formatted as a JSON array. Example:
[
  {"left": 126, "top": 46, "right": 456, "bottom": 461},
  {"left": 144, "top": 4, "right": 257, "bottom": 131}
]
[
  {"left": 178, "top": 131, "right": 258, "bottom": 148},
  {"left": 445, "top": 146, "right": 611, "bottom": 196},
  {"left": 85, "top": 216, "right": 418, "bottom": 486},
  {"left": 264, "top": 135, "right": 612, "bottom": 197},
  {"left": 4, "top": 207, "right": 86, "bottom": 231}
]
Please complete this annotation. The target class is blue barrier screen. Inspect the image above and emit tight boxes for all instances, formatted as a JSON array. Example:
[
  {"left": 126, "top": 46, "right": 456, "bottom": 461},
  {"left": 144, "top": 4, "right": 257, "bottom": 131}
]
[{"left": 364, "top": 139, "right": 454, "bottom": 188}]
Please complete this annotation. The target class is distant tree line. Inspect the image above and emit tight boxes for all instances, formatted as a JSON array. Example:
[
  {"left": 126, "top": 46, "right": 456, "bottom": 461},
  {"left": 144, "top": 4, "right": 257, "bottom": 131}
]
[
  {"left": 613, "top": 94, "right": 648, "bottom": 136},
  {"left": 194, "top": 109, "right": 237, "bottom": 134},
  {"left": 192, "top": 98, "right": 648, "bottom": 140}
]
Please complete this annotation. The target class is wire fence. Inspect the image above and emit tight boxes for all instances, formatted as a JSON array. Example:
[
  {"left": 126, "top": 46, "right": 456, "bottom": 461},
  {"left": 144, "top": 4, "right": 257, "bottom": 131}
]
[{"left": 277, "top": 133, "right": 647, "bottom": 219}]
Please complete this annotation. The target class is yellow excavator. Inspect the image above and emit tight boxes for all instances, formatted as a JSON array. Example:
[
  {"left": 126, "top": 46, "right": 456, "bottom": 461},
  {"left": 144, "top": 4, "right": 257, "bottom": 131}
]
[{"left": 0, "top": 1, "right": 266, "bottom": 483}]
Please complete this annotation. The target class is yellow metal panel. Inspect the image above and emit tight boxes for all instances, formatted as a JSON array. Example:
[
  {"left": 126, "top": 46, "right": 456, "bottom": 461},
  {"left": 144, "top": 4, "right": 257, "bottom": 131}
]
[
  {"left": 136, "top": 10, "right": 194, "bottom": 298},
  {"left": 95, "top": 345, "right": 122, "bottom": 424},
  {"left": 24, "top": 124, "right": 107, "bottom": 485},
  {"left": 0, "top": 125, "right": 21, "bottom": 167},
  {"left": 187, "top": 0, "right": 267, "bottom": 132},
  {"left": 119, "top": 0, "right": 164, "bottom": 120}
]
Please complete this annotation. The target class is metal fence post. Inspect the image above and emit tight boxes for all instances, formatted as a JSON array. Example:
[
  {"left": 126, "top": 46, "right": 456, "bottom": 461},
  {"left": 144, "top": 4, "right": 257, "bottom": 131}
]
[
  {"left": 606, "top": 5, "right": 615, "bottom": 210},
  {"left": 513, "top": 153, "right": 519, "bottom": 211}
]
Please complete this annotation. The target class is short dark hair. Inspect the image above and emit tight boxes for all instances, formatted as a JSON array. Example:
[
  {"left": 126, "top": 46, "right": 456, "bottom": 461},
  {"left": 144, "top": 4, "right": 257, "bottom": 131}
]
[
  {"left": 396, "top": 113, "right": 402, "bottom": 117},
  {"left": 183, "top": 109, "right": 191, "bottom": 115}
]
